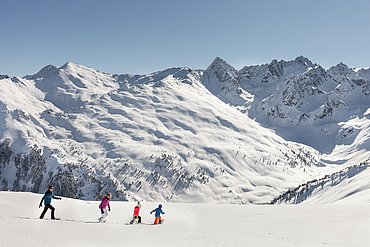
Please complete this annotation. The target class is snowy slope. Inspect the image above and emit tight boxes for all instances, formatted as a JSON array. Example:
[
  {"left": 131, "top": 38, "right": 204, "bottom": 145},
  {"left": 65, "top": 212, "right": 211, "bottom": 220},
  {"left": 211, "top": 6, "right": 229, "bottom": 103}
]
[
  {"left": 1, "top": 192, "right": 370, "bottom": 247},
  {"left": 0, "top": 63, "right": 324, "bottom": 204},
  {"left": 303, "top": 165, "right": 370, "bottom": 204},
  {"left": 1, "top": 58, "right": 370, "bottom": 204},
  {"left": 270, "top": 162, "right": 370, "bottom": 204},
  {"left": 203, "top": 56, "right": 370, "bottom": 204}
]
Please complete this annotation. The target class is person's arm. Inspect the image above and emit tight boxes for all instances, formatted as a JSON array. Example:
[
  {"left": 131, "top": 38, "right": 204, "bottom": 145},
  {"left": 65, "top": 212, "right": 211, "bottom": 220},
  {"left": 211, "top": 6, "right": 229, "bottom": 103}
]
[
  {"left": 53, "top": 195, "right": 62, "bottom": 200},
  {"left": 108, "top": 201, "right": 111, "bottom": 211},
  {"left": 150, "top": 209, "right": 155, "bottom": 214},
  {"left": 39, "top": 194, "right": 45, "bottom": 207},
  {"left": 160, "top": 209, "right": 165, "bottom": 214}
]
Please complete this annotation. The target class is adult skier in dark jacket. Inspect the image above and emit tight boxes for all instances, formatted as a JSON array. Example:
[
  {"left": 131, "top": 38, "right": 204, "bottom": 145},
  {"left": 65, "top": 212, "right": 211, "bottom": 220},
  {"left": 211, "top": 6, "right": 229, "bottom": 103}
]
[{"left": 39, "top": 186, "right": 62, "bottom": 219}]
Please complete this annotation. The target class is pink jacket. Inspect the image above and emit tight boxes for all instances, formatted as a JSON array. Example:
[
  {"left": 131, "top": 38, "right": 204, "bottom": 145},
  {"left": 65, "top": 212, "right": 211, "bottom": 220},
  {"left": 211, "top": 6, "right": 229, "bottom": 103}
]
[{"left": 99, "top": 197, "right": 110, "bottom": 210}]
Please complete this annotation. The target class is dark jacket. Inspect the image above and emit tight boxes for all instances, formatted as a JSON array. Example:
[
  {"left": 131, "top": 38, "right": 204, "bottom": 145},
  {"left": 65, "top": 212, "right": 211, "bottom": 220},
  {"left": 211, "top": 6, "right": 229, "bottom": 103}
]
[{"left": 40, "top": 191, "right": 60, "bottom": 206}]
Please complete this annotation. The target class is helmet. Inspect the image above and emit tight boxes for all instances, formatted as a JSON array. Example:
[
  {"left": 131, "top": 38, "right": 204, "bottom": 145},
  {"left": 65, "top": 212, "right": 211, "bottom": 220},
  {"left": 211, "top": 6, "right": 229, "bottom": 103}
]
[{"left": 158, "top": 204, "right": 162, "bottom": 208}]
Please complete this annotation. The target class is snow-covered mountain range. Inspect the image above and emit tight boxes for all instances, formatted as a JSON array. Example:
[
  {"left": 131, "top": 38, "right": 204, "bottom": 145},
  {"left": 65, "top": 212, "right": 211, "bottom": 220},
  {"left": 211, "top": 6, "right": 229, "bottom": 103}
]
[{"left": 1, "top": 56, "right": 369, "bottom": 204}]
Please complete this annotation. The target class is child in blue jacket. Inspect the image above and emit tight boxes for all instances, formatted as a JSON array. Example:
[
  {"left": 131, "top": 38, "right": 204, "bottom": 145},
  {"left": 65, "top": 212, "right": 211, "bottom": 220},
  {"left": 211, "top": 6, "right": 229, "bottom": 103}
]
[{"left": 150, "top": 204, "right": 165, "bottom": 224}]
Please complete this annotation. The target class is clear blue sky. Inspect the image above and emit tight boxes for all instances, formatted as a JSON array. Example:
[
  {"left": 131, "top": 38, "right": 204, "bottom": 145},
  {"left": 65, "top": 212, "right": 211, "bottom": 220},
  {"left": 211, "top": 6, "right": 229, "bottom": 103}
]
[{"left": 1, "top": 0, "right": 370, "bottom": 76}]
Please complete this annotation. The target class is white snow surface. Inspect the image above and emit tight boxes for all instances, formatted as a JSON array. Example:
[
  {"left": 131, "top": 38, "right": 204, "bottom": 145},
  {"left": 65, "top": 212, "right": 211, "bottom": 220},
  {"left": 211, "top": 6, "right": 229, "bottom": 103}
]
[{"left": 0, "top": 192, "right": 369, "bottom": 247}]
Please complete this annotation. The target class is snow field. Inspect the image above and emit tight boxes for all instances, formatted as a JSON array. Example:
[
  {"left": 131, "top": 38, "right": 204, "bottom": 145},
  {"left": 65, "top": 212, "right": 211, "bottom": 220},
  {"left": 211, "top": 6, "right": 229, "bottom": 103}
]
[{"left": 1, "top": 192, "right": 369, "bottom": 247}]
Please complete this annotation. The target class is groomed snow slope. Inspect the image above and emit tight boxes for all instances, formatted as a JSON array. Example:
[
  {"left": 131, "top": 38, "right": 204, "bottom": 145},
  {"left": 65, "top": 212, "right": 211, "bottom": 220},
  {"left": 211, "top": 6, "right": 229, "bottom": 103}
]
[{"left": 1, "top": 192, "right": 369, "bottom": 247}]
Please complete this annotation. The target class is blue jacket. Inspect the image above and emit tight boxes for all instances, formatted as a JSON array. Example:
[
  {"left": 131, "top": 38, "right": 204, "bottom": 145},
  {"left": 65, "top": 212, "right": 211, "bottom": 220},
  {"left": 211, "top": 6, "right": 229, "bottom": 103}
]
[
  {"left": 40, "top": 191, "right": 60, "bottom": 206},
  {"left": 151, "top": 207, "right": 165, "bottom": 217}
]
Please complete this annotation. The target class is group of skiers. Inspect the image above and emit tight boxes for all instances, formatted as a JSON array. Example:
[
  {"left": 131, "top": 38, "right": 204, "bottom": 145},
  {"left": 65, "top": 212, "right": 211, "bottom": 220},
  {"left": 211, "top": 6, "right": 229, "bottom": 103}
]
[{"left": 39, "top": 186, "right": 165, "bottom": 224}]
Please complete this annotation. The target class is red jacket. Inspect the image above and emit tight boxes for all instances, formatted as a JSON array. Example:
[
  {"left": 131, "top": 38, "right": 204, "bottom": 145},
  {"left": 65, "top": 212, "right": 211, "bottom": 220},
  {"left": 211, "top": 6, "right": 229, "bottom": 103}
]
[{"left": 133, "top": 206, "right": 140, "bottom": 216}]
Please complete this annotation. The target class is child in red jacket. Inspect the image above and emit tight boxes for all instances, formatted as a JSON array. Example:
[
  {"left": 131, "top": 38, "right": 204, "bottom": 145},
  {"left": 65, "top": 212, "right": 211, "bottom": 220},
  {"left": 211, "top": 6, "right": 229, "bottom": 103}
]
[{"left": 129, "top": 202, "right": 141, "bottom": 224}]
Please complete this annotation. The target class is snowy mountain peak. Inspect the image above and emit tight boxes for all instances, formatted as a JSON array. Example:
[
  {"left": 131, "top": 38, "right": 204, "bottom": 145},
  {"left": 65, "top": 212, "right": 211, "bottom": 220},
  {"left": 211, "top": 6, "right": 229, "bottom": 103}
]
[
  {"left": 25, "top": 61, "right": 119, "bottom": 111},
  {"left": 328, "top": 62, "right": 353, "bottom": 76},
  {"left": 206, "top": 57, "right": 238, "bottom": 77},
  {"left": 357, "top": 67, "right": 370, "bottom": 81},
  {"left": 294, "top": 55, "right": 314, "bottom": 68},
  {"left": 0, "top": 74, "right": 10, "bottom": 80},
  {"left": 58, "top": 62, "right": 104, "bottom": 76},
  {"left": 266, "top": 59, "right": 285, "bottom": 78},
  {"left": 239, "top": 57, "right": 314, "bottom": 84},
  {"left": 21, "top": 61, "right": 93, "bottom": 82},
  {"left": 60, "top": 61, "right": 77, "bottom": 69},
  {"left": 24, "top": 64, "right": 59, "bottom": 80},
  {"left": 115, "top": 66, "right": 196, "bottom": 86},
  {"left": 247, "top": 57, "right": 314, "bottom": 84},
  {"left": 270, "top": 56, "right": 314, "bottom": 73},
  {"left": 209, "top": 56, "right": 228, "bottom": 66},
  {"left": 204, "top": 57, "right": 239, "bottom": 87},
  {"left": 203, "top": 57, "right": 253, "bottom": 112},
  {"left": 59, "top": 61, "right": 87, "bottom": 71},
  {"left": 354, "top": 67, "right": 370, "bottom": 73}
]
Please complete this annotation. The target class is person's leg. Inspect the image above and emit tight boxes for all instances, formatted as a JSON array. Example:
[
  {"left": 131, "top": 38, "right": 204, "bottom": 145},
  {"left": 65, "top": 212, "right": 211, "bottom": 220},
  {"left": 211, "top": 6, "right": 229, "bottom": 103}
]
[
  {"left": 138, "top": 215, "right": 141, "bottom": 224},
  {"left": 158, "top": 216, "right": 162, "bottom": 224},
  {"left": 98, "top": 208, "right": 104, "bottom": 221},
  {"left": 100, "top": 208, "right": 108, "bottom": 222},
  {"left": 129, "top": 216, "right": 136, "bottom": 224},
  {"left": 49, "top": 205, "right": 56, "bottom": 219},
  {"left": 154, "top": 217, "right": 159, "bottom": 224},
  {"left": 39, "top": 205, "right": 49, "bottom": 219}
]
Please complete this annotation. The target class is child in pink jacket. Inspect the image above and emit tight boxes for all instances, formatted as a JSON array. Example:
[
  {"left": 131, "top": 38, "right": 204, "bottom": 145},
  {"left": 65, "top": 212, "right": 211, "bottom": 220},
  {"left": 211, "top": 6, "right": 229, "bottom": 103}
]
[{"left": 98, "top": 193, "right": 111, "bottom": 223}]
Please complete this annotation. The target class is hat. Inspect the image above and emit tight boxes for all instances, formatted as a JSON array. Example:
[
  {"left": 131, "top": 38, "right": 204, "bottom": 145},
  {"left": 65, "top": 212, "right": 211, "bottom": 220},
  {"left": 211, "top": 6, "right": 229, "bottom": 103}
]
[{"left": 48, "top": 185, "right": 54, "bottom": 190}]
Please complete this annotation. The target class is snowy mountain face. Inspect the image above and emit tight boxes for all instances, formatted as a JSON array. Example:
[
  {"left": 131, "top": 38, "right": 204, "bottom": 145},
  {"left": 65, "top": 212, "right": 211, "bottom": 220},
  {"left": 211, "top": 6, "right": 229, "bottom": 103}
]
[
  {"left": 0, "top": 57, "right": 369, "bottom": 204},
  {"left": 205, "top": 56, "right": 370, "bottom": 154},
  {"left": 201, "top": 57, "right": 253, "bottom": 113}
]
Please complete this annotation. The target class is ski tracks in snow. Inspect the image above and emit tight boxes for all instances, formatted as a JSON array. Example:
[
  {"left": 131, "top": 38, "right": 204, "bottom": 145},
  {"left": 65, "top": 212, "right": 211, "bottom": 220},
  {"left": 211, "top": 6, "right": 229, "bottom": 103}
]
[{"left": 10, "top": 216, "right": 157, "bottom": 226}]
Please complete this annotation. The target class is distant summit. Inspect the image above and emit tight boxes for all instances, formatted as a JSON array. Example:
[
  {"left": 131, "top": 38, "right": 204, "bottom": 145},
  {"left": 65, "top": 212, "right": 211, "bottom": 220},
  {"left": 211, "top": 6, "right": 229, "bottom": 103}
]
[
  {"left": 0, "top": 74, "right": 10, "bottom": 80},
  {"left": 24, "top": 64, "right": 59, "bottom": 80}
]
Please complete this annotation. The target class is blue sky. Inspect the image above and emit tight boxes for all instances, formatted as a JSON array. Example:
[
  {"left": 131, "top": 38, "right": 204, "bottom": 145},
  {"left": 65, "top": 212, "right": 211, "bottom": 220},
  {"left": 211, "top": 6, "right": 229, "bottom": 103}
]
[{"left": 1, "top": 0, "right": 370, "bottom": 76}]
